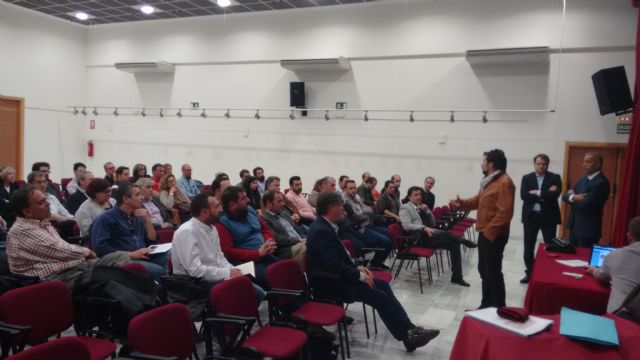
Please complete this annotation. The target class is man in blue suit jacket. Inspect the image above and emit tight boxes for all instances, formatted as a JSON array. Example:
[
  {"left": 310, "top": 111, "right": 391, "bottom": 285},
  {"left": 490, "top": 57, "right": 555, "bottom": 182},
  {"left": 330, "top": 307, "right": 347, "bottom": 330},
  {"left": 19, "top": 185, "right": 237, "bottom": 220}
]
[
  {"left": 307, "top": 192, "right": 439, "bottom": 352},
  {"left": 562, "top": 152, "right": 610, "bottom": 248},
  {"left": 520, "top": 154, "right": 562, "bottom": 283}
]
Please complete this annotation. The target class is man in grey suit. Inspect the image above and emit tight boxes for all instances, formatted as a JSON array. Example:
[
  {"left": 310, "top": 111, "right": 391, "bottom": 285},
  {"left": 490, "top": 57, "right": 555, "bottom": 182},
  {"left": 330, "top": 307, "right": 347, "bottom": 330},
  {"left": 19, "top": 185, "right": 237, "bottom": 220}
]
[
  {"left": 399, "top": 186, "right": 475, "bottom": 287},
  {"left": 586, "top": 216, "right": 640, "bottom": 313},
  {"left": 261, "top": 190, "right": 306, "bottom": 268}
]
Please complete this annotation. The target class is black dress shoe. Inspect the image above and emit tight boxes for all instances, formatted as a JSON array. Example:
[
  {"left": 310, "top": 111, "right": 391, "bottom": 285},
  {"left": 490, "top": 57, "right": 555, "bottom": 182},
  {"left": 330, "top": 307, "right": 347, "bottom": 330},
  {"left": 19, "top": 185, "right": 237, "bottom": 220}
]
[
  {"left": 451, "top": 278, "right": 470, "bottom": 287},
  {"left": 461, "top": 239, "right": 478, "bottom": 248},
  {"left": 520, "top": 275, "right": 529, "bottom": 284},
  {"left": 403, "top": 328, "right": 440, "bottom": 352}
]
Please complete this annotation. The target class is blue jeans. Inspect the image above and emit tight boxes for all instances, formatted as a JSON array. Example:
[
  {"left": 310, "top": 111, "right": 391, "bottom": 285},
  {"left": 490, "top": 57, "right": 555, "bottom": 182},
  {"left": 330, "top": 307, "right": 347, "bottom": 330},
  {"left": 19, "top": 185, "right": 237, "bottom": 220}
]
[
  {"left": 363, "top": 225, "right": 392, "bottom": 265},
  {"left": 133, "top": 250, "right": 171, "bottom": 281}
]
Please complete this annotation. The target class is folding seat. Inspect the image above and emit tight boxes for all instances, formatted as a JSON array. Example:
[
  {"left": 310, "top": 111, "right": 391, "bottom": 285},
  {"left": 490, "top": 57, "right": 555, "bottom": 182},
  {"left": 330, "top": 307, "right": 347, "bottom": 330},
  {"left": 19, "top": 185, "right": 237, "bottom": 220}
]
[{"left": 387, "top": 223, "right": 434, "bottom": 294}]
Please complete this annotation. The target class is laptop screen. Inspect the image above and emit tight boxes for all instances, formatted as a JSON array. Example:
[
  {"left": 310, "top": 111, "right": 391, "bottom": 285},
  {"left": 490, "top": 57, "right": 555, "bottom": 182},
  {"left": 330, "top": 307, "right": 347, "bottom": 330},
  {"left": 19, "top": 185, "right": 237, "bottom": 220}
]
[{"left": 589, "top": 245, "right": 616, "bottom": 267}]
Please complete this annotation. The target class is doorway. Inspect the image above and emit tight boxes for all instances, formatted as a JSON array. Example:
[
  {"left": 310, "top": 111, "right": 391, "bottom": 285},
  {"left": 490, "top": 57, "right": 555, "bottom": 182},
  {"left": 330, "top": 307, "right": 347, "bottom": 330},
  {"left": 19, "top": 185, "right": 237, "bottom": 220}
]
[
  {"left": 561, "top": 142, "right": 627, "bottom": 244},
  {"left": 0, "top": 95, "right": 24, "bottom": 179}
]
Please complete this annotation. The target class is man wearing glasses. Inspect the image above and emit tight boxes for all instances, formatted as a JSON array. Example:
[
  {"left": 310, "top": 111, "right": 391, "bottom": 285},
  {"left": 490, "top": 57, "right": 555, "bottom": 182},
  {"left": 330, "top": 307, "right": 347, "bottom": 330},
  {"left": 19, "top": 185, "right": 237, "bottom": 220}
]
[{"left": 91, "top": 182, "right": 169, "bottom": 280}]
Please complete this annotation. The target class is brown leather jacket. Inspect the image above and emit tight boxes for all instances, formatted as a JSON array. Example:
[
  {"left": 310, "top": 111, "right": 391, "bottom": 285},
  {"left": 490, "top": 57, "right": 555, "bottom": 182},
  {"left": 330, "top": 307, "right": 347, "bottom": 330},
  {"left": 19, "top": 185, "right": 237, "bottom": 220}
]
[{"left": 459, "top": 172, "right": 515, "bottom": 241}]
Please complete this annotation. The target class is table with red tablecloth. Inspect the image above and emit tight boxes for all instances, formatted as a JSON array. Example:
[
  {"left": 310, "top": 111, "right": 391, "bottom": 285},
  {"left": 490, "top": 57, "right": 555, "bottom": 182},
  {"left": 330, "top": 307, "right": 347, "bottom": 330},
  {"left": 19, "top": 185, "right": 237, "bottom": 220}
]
[
  {"left": 450, "top": 313, "right": 640, "bottom": 360},
  {"left": 523, "top": 244, "right": 610, "bottom": 315}
]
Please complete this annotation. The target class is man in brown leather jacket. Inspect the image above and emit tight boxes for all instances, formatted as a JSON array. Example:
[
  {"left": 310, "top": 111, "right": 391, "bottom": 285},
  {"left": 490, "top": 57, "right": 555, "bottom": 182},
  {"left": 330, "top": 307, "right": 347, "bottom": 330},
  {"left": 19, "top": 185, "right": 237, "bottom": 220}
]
[{"left": 451, "top": 149, "right": 515, "bottom": 309}]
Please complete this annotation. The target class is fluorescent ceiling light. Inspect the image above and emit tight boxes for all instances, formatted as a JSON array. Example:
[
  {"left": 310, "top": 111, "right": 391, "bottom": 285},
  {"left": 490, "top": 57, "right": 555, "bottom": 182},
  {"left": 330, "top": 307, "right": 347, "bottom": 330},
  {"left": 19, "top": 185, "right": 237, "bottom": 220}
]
[
  {"left": 75, "top": 12, "right": 89, "bottom": 20},
  {"left": 217, "top": 0, "right": 231, "bottom": 7},
  {"left": 140, "top": 5, "right": 155, "bottom": 14}
]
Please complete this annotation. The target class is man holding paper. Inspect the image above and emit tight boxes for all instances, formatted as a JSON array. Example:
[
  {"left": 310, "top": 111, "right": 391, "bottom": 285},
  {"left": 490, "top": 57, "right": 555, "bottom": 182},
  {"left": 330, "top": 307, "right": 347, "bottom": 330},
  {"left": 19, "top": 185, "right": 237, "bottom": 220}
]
[{"left": 172, "top": 193, "right": 265, "bottom": 301}]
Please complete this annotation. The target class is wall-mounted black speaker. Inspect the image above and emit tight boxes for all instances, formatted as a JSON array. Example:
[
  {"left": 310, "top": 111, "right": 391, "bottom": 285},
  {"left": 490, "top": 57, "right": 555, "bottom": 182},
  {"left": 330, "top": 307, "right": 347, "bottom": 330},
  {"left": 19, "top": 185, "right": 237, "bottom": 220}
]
[
  {"left": 290, "top": 82, "right": 305, "bottom": 108},
  {"left": 592, "top": 66, "right": 634, "bottom": 116}
]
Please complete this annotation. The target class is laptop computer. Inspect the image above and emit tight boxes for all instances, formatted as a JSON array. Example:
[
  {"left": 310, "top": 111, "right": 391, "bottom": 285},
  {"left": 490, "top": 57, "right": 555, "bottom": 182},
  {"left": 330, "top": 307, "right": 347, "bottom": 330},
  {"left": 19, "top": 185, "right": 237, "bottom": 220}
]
[{"left": 589, "top": 245, "right": 616, "bottom": 267}]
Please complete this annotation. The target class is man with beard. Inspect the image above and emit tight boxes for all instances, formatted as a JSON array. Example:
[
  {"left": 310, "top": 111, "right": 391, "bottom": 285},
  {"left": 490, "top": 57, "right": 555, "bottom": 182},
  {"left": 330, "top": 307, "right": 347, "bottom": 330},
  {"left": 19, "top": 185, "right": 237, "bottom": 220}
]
[
  {"left": 285, "top": 176, "right": 317, "bottom": 223},
  {"left": 451, "top": 149, "right": 515, "bottom": 309},
  {"left": 253, "top": 166, "right": 266, "bottom": 195},
  {"left": 215, "top": 186, "right": 279, "bottom": 288}
]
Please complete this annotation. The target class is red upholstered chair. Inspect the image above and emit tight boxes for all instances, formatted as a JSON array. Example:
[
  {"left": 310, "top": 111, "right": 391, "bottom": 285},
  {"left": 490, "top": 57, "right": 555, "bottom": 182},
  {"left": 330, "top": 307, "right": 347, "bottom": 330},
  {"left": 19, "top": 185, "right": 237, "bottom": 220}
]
[
  {"left": 266, "top": 259, "right": 348, "bottom": 359},
  {"left": 157, "top": 229, "right": 175, "bottom": 244},
  {"left": 7, "top": 337, "right": 92, "bottom": 360},
  {"left": 122, "top": 263, "right": 150, "bottom": 276},
  {"left": 128, "top": 303, "right": 196, "bottom": 360},
  {"left": 204, "top": 276, "right": 307, "bottom": 359},
  {"left": 0, "top": 281, "right": 116, "bottom": 359},
  {"left": 387, "top": 223, "right": 434, "bottom": 294}
]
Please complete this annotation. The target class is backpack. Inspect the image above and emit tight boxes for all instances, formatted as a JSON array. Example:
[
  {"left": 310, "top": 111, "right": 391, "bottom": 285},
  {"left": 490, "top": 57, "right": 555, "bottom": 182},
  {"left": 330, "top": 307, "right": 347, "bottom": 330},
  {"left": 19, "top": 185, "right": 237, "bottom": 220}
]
[
  {"left": 307, "top": 324, "right": 339, "bottom": 360},
  {"left": 160, "top": 275, "right": 211, "bottom": 321},
  {"left": 72, "top": 265, "right": 165, "bottom": 339}
]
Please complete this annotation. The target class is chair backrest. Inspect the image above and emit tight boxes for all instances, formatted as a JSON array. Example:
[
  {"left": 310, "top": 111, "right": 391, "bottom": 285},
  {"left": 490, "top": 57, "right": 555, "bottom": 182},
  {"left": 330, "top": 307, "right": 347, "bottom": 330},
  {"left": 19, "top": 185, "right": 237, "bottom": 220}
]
[
  {"left": 0, "top": 281, "right": 73, "bottom": 344},
  {"left": 128, "top": 303, "right": 195, "bottom": 360},
  {"left": 266, "top": 259, "right": 305, "bottom": 307},
  {"left": 157, "top": 229, "right": 175, "bottom": 244},
  {"left": 122, "top": 263, "right": 150, "bottom": 276},
  {"left": 341, "top": 240, "right": 357, "bottom": 258},
  {"left": 387, "top": 223, "right": 408, "bottom": 250},
  {"left": 211, "top": 276, "right": 257, "bottom": 318},
  {"left": 8, "top": 337, "right": 92, "bottom": 360},
  {"left": 432, "top": 207, "right": 443, "bottom": 221}
]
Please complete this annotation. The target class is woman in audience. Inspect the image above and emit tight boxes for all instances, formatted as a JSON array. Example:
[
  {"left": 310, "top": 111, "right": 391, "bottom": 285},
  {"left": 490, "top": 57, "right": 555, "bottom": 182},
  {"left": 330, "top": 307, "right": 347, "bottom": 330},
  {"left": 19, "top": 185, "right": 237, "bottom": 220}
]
[
  {"left": 306, "top": 178, "right": 324, "bottom": 208},
  {"left": 75, "top": 178, "right": 116, "bottom": 235},
  {"left": 159, "top": 173, "right": 191, "bottom": 223},
  {"left": 0, "top": 166, "right": 19, "bottom": 229},
  {"left": 242, "top": 175, "right": 262, "bottom": 210},
  {"left": 376, "top": 179, "right": 401, "bottom": 223},
  {"left": 131, "top": 163, "right": 148, "bottom": 183}
]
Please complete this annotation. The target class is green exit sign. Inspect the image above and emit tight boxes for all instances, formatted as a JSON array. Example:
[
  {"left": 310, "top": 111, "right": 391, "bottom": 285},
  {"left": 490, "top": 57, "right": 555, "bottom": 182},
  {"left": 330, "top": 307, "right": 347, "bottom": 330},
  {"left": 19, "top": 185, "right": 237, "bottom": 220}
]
[{"left": 336, "top": 102, "right": 347, "bottom": 110}]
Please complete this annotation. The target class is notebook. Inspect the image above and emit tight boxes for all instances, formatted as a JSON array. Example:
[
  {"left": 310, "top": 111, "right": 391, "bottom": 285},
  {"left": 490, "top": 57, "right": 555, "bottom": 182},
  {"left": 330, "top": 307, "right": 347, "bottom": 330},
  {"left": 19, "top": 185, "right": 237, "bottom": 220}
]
[
  {"left": 589, "top": 245, "right": 616, "bottom": 267},
  {"left": 559, "top": 307, "right": 619, "bottom": 346}
]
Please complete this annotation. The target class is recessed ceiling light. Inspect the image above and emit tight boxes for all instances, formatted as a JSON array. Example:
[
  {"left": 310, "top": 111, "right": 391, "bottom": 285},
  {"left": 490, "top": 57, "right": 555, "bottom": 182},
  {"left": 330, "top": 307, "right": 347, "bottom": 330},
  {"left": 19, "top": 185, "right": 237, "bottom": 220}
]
[
  {"left": 217, "top": 0, "right": 231, "bottom": 7},
  {"left": 75, "top": 12, "right": 89, "bottom": 20},
  {"left": 140, "top": 5, "right": 155, "bottom": 14}
]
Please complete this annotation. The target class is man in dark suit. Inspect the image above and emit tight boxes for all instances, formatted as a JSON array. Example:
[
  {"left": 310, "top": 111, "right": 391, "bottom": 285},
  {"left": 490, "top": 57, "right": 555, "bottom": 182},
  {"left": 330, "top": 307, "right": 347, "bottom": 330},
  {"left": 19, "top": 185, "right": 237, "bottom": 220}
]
[
  {"left": 65, "top": 171, "right": 94, "bottom": 215},
  {"left": 307, "top": 192, "right": 439, "bottom": 352},
  {"left": 562, "top": 151, "right": 610, "bottom": 248},
  {"left": 519, "top": 154, "right": 562, "bottom": 284},
  {"left": 421, "top": 176, "right": 436, "bottom": 210}
]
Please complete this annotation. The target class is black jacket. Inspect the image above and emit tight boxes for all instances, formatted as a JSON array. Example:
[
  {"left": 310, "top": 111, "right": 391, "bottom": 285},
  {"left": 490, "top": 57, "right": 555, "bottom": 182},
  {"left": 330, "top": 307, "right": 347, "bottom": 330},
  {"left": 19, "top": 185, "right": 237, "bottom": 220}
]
[
  {"left": 520, "top": 171, "right": 562, "bottom": 225},
  {"left": 262, "top": 210, "right": 305, "bottom": 259},
  {"left": 562, "top": 172, "right": 610, "bottom": 241}
]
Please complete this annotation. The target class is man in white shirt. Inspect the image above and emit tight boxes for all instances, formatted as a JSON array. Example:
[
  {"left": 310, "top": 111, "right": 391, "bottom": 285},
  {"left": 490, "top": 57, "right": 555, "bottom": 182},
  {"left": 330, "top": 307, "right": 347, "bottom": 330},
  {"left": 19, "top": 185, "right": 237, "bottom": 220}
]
[
  {"left": 172, "top": 193, "right": 265, "bottom": 301},
  {"left": 66, "top": 162, "right": 87, "bottom": 195}
]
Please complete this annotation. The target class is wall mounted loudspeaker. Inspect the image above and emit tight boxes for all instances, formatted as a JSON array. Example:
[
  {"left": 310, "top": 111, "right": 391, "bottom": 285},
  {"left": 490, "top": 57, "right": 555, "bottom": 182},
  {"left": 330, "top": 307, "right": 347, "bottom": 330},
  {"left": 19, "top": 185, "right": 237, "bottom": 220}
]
[
  {"left": 290, "top": 82, "right": 305, "bottom": 108},
  {"left": 592, "top": 66, "right": 634, "bottom": 116}
]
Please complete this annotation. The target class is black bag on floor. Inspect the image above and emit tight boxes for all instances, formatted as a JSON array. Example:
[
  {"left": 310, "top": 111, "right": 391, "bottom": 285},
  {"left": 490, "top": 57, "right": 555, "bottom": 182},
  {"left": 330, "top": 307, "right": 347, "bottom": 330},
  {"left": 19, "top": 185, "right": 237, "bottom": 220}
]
[
  {"left": 72, "top": 265, "right": 164, "bottom": 339},
  {"left": 160, "top": 275, "right": 210, "bottom": 321},
  {"left": 307, "top": 324, "right": 338, "bottom": 360}
]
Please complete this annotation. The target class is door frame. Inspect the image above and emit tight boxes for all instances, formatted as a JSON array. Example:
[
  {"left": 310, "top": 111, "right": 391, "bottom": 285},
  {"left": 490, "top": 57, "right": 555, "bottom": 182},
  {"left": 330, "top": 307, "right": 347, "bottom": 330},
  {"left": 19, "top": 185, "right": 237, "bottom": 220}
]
[
  {"left": 0, "top": 95, "right": 25, "bottom": 179},
  {"left": 561, "top": 141, "right": 627, "bottom": 239}
]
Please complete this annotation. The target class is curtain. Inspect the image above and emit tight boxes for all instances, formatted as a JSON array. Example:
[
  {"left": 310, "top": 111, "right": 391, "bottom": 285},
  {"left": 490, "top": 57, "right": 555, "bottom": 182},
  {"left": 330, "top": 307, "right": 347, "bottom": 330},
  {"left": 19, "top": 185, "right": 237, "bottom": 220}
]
[{"left": 611, "top": 3, "right": 640, "bottom": 246}]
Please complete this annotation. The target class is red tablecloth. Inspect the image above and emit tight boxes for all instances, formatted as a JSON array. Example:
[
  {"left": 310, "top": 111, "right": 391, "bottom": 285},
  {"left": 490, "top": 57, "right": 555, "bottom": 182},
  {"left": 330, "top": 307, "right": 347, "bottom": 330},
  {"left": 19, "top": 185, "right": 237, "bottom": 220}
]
[
  {"left": 523, "top": 244, "right": 610, "bottom": 315},
  {"left": 450, "top": 314, "right": 640, "bottom": 360}
]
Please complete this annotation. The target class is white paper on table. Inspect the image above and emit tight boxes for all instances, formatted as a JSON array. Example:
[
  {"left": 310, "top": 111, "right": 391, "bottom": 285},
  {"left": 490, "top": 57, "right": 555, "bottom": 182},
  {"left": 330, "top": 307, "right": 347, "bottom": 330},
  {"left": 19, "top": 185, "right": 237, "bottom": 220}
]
[
  {"left": 234, "top": 261, "right": 256, "bottom": 277},
  {"left": 556, "top": 259, "right": 589, "bottom": 267},
  {"left": 465, "top": 307, "right": 553, "bottom": 337},
  {"left": 148, "top": 243, "right": 172, "bottom": 254}
]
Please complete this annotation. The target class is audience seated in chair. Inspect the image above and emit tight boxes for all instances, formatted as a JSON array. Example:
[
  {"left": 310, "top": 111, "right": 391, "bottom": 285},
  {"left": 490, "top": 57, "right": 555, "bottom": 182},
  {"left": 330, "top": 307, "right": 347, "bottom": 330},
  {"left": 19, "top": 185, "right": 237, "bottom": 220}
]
[
  {"left": 240, "top": 176, "right": 262, "bottom": 211},
  {"left": 253, "top": 166, "right": 266, "bottom": 195},
  {"left": 399, "top": 186, "right": 475, "bottom": 287},
  {"left": 211, "top": 174, "right": 231, "bottom": 203},
  {"left": 103, "top": 161, "right": 117, "bottom": 186},
  {"left": 172, "top": 193, "right": 265, "bottom": 301},
  {"left": 261, "top": 191, "right": 307, "bottom": 268},
  {"left": 357, "top": 174, "right": 377, "bottom": 207},
  {"left": 375, "top": 180, "right": 402, "bottom": 224},
  {"left": 307, "top": 176, "right": 336, "bottom": 208},
  {"left": 6, "top": 186, "right": 129, "bottom": 287},
  {"left": 0, "top": 165, "right": 19, "bottom": 229},
  {"left": 236, "top": 169, "right": 250, "bottom": 187},
  {"left": 65, "top": 162, "right": 87, "bottom": 196},
  {"left": 75, "top": 178, "right": 116, "bottom": 236},
  {"left": 151, "top": 163, "right": 166, "bottom": 193},
  {"left": 131, "top": 163, "right": 149, "bottom": 184},
  {"left": 90, "top": 182, "right": 169, "bottom": 281},
  {"left": 27, "top": 171, "right": 76, "bottom": 238},
  {"left": 306, "top": 192, "right": 440, "bottom": 352},
  {"left": 421, "top": 176, "right": 436, "bottom": 210},
  {"left": 214, "top": 186, "right": 280, "bottom": 288},
  {"left": 112, "top": 166, "right": 130, "bottom": 189},
  {"left": 177, "top": 163, "right": 201, "bottom": 199},
  {"left": 136, "top": 178, "right": 175, "bottom": 230},
  {"left": 159, "top": 174, "right": 191, "bottom": 223},
  {"left": 65, "top": 171, "right": 93, "bottom": 215},
  {"left": 31, "top": 162, "right": 63, "bottom": 202},
  {"left": 285, "top": 176, "right": 317, "bottom": 224}
]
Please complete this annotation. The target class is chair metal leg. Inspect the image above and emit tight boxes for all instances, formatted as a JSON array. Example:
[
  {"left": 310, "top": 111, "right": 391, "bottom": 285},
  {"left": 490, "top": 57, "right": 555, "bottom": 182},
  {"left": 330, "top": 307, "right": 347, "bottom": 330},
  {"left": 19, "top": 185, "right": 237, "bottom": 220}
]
[
  {"left": 343, "top": 319, "right": 351, "bottom": 358},
  {"left": 372, "top": 307, "right": 378, "bottom": 334},
  {"left": 338, "top": 320, "right": 346, "bottom": 360},
  {"left": 417, "top": 258, "right": 423, "bottom": 294},
  {"left": 362, "top": 302, "right": 370, "bottom": 339},
  {"left": 394, "top": 259, "right": 404, "bottom": 279}
]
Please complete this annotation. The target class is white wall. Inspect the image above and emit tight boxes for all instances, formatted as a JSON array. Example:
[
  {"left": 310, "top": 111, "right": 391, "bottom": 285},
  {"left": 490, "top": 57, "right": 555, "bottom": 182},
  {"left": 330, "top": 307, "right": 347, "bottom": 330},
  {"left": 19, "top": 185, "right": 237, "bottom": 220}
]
[
  {"left": 0, "top": 2, "right": 87, "bottom": 178},
  {"left": 2, "top": 0, "right": 636, "bottom": 236}
]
